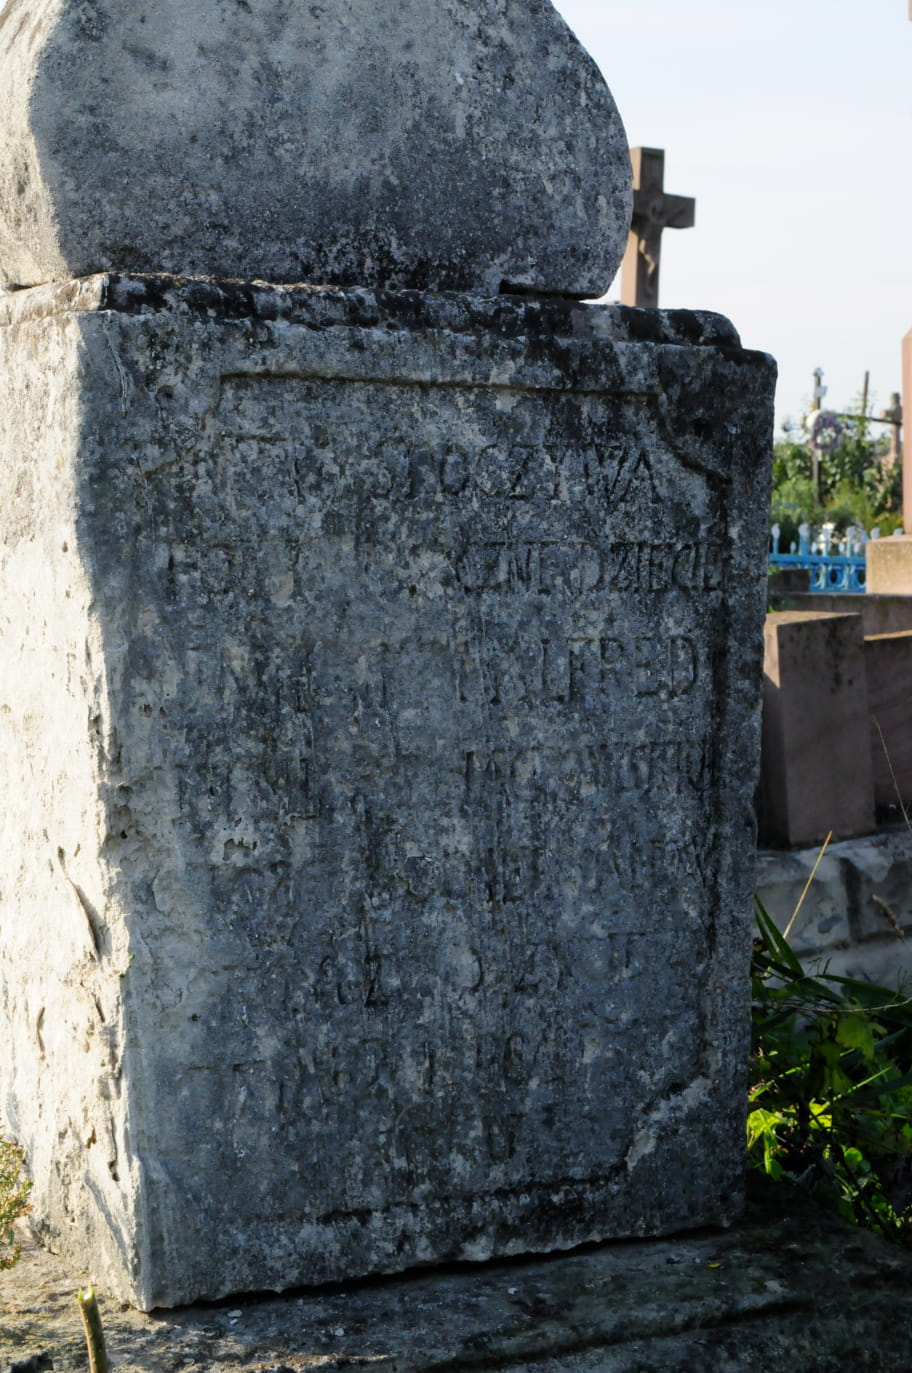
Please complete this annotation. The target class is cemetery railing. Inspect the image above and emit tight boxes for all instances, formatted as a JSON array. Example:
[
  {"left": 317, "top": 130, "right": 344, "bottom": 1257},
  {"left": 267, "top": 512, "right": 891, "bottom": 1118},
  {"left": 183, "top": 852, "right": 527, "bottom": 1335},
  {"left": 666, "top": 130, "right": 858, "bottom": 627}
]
[{"left": 769, "top": 523, "right": 867, "bottom": 594}]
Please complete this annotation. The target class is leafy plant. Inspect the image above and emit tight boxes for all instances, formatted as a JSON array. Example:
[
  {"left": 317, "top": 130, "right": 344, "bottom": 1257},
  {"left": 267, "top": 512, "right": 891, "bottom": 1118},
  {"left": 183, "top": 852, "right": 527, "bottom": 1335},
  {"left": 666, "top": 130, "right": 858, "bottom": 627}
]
[
  {"left": 0, "top": 1133, "right": 32, "bottom": 1270},
  {"left": 771, "top": 391, "right": 901, "bottom": 543},
  {"left": 771, "top": 439, "right": 813, "bottom": 491},
  {"left": 749, "top": 900, "right": 912, "bottom": 1244}
]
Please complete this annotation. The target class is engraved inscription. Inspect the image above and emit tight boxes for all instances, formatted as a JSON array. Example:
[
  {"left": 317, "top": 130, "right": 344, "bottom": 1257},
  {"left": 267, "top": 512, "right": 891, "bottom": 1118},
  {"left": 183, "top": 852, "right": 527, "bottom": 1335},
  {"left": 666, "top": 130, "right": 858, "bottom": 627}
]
[
  {"left": 455, "top": 540, "right": 725, "bottom": 596},
  {"left": 217, "top": 378, "right": 669, "bottom": 510},
  {"left": 143, "top": 370, "right": 736, "bottom": 1197},
  {"left": 459, "top": 631, "right": 700, "bottom": 706}
]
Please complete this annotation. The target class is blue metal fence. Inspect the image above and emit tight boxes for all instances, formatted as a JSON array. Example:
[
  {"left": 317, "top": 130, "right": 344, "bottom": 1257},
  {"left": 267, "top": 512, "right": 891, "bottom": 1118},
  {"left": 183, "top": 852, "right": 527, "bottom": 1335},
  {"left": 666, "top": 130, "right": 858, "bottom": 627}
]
[{"left": 769, "top": 523, "right": 867, "bottom": 594}]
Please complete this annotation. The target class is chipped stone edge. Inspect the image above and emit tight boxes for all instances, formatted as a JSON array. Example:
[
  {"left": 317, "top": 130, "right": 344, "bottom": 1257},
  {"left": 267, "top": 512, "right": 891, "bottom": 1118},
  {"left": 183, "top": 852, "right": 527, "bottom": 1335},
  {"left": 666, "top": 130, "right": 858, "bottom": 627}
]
[{"left": 0, "top": 273, "right": 745, "bottom": 351}]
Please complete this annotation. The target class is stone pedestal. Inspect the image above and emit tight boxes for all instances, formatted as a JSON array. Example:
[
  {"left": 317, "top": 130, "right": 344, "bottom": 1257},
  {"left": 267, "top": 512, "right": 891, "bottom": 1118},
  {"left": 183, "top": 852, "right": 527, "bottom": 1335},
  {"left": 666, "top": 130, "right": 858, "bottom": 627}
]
[
  {"left": 759, "top": 612, "right": 875, "bottom": 847},
  {"left": 0, "top": 277, "right": 774, "bottom": 1308}
]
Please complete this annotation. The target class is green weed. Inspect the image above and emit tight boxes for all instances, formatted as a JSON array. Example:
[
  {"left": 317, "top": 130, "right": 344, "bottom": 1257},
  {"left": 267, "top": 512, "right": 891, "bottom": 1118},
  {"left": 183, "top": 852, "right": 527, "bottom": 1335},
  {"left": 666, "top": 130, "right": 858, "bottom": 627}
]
[{"left": 749, "top": 898, "right": 912, "bottom": 1244}]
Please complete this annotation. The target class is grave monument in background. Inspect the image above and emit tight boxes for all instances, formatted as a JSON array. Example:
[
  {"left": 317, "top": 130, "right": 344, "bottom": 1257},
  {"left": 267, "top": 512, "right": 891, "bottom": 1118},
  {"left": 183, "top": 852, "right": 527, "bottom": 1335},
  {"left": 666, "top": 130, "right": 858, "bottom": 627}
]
[
  {"left": 619, "top": 147, "right": 696, "bottom": 309},
  {"left": 0, "top": 0, "right": 775, "bottom": 1309}
]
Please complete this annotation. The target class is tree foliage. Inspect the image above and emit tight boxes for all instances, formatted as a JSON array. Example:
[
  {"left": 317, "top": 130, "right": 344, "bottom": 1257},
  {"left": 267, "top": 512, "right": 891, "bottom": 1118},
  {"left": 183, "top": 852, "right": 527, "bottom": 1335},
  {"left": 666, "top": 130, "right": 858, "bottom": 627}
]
[{"left": 772, "top": 398, "right": 902, "bottom": 551}]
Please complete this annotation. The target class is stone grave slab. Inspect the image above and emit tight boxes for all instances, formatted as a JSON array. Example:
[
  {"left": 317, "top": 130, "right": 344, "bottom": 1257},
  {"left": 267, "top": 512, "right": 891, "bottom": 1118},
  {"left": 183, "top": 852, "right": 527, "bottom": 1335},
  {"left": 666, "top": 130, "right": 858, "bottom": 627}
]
[
  {"left": 759, "top": 612, "right": 875, "bottom": 847},
  {"left": 0, "top": 0, "right": 631, "bottom": 295},
  {"left": 757, "top": 830, "right": 912, "bottom": 986},
  {"left": 753, "top": 847, "right": 853, "bottom": 957},
  {"left": 0, "top": 276, "right": 775, "bottom": 1308},
  {"left": 767, "top": 566, "right": 811, "bottom": 600}
]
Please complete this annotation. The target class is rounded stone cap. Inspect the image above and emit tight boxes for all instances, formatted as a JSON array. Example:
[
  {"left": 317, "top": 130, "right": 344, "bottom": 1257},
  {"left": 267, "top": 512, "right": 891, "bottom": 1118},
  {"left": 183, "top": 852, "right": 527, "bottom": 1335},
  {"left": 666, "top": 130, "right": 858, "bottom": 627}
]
[{"left": 0, "top": 0, "right": 631, "bottom": 295}]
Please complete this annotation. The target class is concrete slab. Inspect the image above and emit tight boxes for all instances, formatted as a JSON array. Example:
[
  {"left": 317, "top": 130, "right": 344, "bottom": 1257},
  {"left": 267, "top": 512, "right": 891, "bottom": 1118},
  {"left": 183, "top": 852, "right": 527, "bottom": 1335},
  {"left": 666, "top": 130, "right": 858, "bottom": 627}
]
[{"left": 777, "top": 593, "right": 912, "bottom": 636}]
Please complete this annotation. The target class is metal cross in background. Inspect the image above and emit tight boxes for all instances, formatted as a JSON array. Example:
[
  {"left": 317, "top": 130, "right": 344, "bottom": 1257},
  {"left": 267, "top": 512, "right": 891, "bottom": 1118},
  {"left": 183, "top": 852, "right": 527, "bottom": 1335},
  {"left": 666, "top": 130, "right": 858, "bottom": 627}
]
[
  {"left": 619, "top": 147, "right": 695, "bottom": 309},
  {"left": 812, "top": 367, "right": 828, "bottom": 412}
]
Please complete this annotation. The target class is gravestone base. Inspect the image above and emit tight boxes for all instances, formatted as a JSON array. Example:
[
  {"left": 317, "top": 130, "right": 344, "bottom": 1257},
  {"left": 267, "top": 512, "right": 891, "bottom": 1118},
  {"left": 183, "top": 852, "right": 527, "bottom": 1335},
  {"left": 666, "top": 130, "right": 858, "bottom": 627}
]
[
  {"left": 4, "top": 1174, "right": 912, "bottom": 1372},
  {"left": 0, "top": 275, "right": 774, "bottom": 1309}
]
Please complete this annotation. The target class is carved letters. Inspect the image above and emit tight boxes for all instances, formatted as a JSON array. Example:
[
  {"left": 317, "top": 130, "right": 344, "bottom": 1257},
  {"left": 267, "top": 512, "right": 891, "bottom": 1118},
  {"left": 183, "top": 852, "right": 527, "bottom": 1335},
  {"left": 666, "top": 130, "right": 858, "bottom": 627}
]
[
  {"left": 455, "top": 540, "right": 725, "bottom": 596},
  {"left": 204, "top": 379, "right": 728, "bottom": 960}
]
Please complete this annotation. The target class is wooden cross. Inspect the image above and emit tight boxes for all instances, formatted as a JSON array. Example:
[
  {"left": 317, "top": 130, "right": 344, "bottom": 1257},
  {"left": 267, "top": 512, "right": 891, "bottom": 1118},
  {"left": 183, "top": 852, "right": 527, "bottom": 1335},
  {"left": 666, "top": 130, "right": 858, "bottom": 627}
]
[{"left": 619, "top": 148, "right": 695, "bottom": 309}]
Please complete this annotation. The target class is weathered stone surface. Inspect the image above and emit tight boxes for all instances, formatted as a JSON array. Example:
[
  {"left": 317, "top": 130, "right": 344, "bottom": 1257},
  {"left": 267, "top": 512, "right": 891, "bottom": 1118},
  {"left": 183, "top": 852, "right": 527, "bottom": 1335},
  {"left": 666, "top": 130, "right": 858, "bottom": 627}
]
[
  {"left": 0, "top": 0, "right": 630, "bottom": 295},
  {"left": 758, "top": 612, "right": 875, "bottom": 847},
  {"left": 0, "top": 276, "right": 774, "bottom": 1308},
  {"left": 4, "top": 1175, "right": 912, "bottom": 1371},
  {"left": 755, "top": 847, "right": 854, "bottom": 954}
]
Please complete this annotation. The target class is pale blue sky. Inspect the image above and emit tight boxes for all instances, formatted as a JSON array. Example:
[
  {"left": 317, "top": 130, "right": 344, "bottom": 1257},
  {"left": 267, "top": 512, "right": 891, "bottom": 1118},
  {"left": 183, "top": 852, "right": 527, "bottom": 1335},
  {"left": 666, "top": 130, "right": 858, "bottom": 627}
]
[{"left": 553, "top": 0, "right": 912, "bottom": 432}]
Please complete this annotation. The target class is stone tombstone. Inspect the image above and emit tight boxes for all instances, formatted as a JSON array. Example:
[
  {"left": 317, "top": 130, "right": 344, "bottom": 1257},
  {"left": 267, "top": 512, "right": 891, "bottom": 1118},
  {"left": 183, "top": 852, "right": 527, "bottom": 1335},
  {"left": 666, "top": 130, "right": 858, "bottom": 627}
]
[{"left": 0, "top": 3, "right": 776, "bottom": 1314}]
